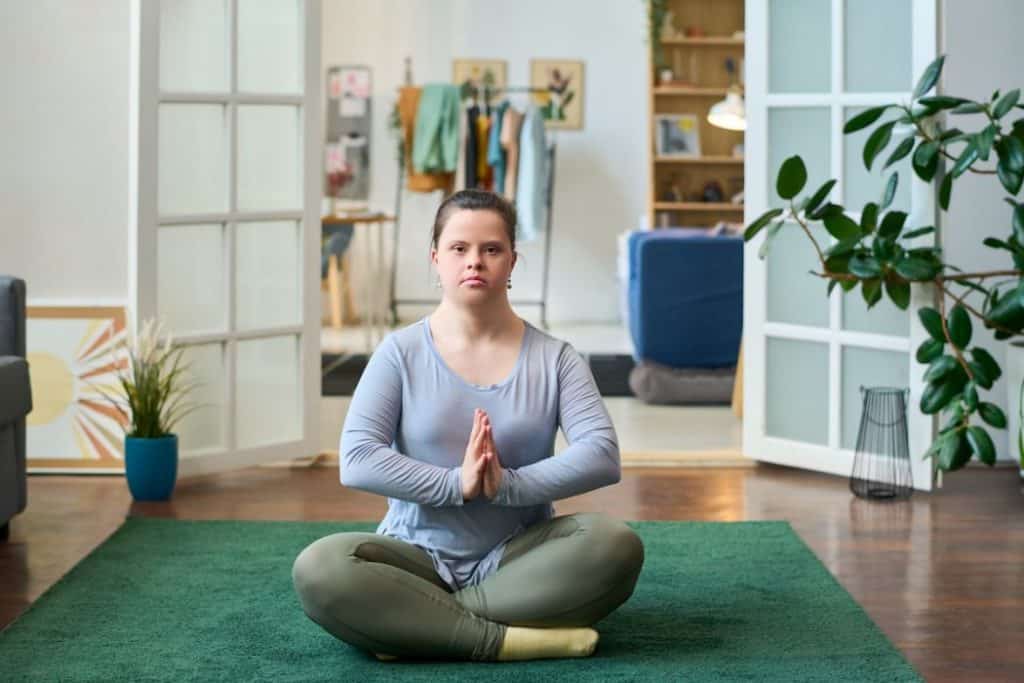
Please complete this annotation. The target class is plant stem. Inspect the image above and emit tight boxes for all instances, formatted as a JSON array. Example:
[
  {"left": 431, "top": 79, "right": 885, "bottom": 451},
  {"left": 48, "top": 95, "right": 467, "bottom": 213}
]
[
  {"left": 940, "top": 282, "right": 1022, "bottom": 338},
  {"left": 790, "top": 201, "right": 827, "bottom": 266},
  {"left": 936, "top": 279, "right": 975, "bottom": 381}
]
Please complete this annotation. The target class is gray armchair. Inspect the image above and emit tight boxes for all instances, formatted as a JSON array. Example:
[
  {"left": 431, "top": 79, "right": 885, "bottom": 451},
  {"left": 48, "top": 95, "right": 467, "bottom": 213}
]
[{"left": 0, "top": 276, "right": 30, "bottom": 541}]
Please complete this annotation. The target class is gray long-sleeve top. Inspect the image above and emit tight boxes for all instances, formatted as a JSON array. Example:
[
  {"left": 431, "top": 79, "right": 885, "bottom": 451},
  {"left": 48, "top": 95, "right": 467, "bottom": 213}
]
[{"left": 339, "top": 316, "right": 621, "bottom": 590}]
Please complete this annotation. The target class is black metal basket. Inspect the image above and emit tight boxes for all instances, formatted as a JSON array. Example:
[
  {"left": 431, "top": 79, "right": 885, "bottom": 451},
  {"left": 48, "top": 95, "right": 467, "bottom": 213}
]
[{"left": 850, "top": 386, "right": 913, "bottom": 501}]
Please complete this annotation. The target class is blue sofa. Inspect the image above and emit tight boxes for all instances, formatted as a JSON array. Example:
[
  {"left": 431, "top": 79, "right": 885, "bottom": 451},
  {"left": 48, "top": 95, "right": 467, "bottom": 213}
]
[
  {"left": 625, "top": 230, "right": 742, "bottom": 403},
  {"left": 0, "top": 276, "right": 30, "bottom": 541}
]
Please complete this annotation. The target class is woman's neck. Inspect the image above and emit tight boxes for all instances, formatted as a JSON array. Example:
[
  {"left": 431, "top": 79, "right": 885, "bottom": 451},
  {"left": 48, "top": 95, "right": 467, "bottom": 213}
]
[{"left": 431, "top": 302, "right": 523, "bottom": 343}]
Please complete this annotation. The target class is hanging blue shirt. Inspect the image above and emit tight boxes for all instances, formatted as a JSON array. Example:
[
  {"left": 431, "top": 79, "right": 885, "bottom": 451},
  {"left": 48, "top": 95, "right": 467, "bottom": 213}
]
[
  {"left": 515, "top": 105, "right": 548, "bottom": 243},
  {"left": 338, "top": 316, "right": 620, "bottom": 591}
]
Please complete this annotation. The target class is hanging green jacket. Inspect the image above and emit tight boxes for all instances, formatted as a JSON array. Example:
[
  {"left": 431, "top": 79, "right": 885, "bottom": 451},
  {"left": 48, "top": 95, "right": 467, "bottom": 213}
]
[{"left": 412, "top": 84, "right": 460, "bottom": 174}]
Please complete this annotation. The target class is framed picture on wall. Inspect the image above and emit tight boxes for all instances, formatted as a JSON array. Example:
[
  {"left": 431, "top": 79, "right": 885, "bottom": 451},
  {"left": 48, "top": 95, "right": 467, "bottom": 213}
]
[
  {"left": 26, "top": 306, "right": 129, "bottom": 473},
  {"left": 529, "top": 59, "right": 584, "bottom": 130},
  {"left": 452, "top": 59, "right": 508, "bottom": 98},
  {"left": 654, "top": 113, "right": 702, "bottom": 158}
]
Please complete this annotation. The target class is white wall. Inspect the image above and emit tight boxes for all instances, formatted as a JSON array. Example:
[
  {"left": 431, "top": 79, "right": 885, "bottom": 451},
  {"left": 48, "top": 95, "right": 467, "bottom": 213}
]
[
  {"left": 321, "top": 0, "right": 647, "bottom": 324},
  {"left": 0, "top": 0, "right": 131, "bottom": 303},
  {"left": 942, "top": 0, "right": 1024, "bottom": 461}
]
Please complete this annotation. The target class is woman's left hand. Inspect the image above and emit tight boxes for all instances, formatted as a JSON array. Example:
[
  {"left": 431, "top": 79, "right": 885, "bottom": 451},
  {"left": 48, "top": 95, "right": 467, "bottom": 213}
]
[{"left": 480, "top": 412, "right": 503, "bottom": 500}]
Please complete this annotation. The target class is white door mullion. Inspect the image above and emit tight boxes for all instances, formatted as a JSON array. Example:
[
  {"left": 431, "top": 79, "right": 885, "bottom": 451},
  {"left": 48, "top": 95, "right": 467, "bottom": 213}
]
[{"left": 225, "top": 0, "right": 239, "bottom": 454}]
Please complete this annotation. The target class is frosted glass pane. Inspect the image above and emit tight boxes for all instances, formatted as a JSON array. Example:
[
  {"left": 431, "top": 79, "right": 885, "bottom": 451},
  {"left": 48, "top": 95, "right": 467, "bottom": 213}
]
[
  {"left": 177, "top": 343, "right": 225, "bottom": 451},
  {"left": 768, "top": 108, "right": 830, "bottom": 209},
  {"left": 237, "top": 106, "right": 301, "bottom": 211},
  {"left": 844, "top": 107, "right": 912, "bottom": 211},
  {"left": 841, "top": 266, "right": 909, "bottom": 337},
  {"left": 159, "top": 0, "right": 228, "bottom": 92},
  {"left": 159, "top": 104, "right": 228, "bottom": 215},
  {"left": 769, "top": 0, "right": 831, "bottom": 93},
  {"left": 236, "top": 336, "right": 300, "bottom": 448},
  {"left": 767, "top": 222, "right": 830, "bottom": 327},
  {"left": 845, "top": 0, "right": 912, "bottom": 93},
  {"left": 158, "top": 224, "right": 225, "bottom": 334},
  {"left": 766, "top": 338, "right": 829, "bottom": 445},
  {"left": 841, "top": 346, "right": 909, "bottom": 450},
  {"left": 238, "top": 0, "right": 302, "bottom": 94},
  {"left": 236, "top": 221, "right": 300, "bottom": 330}
]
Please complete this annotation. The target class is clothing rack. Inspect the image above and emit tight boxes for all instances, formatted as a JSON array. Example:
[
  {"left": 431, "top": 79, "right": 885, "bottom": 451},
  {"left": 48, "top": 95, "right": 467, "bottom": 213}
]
[{"left": 388, "top": 82, "right": 558, "bottom": 330}]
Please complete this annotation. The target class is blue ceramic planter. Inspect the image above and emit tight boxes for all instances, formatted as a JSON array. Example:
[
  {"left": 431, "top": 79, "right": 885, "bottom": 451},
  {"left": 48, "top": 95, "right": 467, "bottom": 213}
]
[{"left": 125, "top": 435, "right": 178, "bottom": 501}]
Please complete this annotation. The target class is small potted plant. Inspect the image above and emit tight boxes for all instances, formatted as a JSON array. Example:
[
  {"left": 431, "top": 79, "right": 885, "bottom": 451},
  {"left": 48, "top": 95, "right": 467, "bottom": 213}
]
[{"left": 103, "top": 319, "right": 197, "bottom": 501}]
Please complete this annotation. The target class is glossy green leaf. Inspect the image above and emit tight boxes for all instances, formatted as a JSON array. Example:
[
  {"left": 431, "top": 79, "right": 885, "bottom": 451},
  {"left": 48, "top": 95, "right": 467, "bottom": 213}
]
[
  {"left": 850, "top": 254, "right": 882, "bottom": 279},
  {"left": 878, "top": 211, "right": 908, "bottom": 239},
  {"left": 843, "top": 105, "right": 889, "bottom": 134},
  {"left": 916, "top": 337, "right": 944, "bottom": 363},
  {"left": 777, "top": 156, "right": 808, "bottom": 200},
  {"left": 1014, "top": 205, "right": 1024, "bottom": 244},
  {"left": 864, "top": 121, "right": 896, "bottom": 171},
  {"left": 744, "top": 208, "right": 785, "bottom": 241},
  {"left": 803, "top": 179, "right": 837, "bottom": 216},
  {"left": 883, "top": 137, "right": 915, "bottom": 170},
  {"left": 923, "top": 355, "right": 957, "bottom": 383},
  {"left": 939, "top": 173, "right": 953, "bottom": 210},
  {"left": 823, "top": 213, "right": 862, "bottom": 241},
  {"left": 902, "top": 225, "right": 935, "bottom": 240},
  {"left": 968, "top": 361, "right": 994, "bottom": 390},
  {"left": 884, "top": 278, "right": 910, "bottom": 310},
  {"left": 918, "top": 306, "right": 945, "bottom": 341},
  {"left": 993, "top": 89, "right": 1021, "bottom": 119},
  {"left": 894, "top": 256, "right": 940, "bottom": 281},
  {"left": 952, "top": 102, "right": 986, "bottom": 114},
  {"left": 966, "top": 426, "right": 996, "bottom": 465},
  {"left": 918, "top": 95, "right": 968, "bottom": 109},
  {"left": 997, "top": 160, "right": 1024, "bottom": 195},
  {"left": 963, "top": 381, "right": 979, "bottom": 411},
  {"left": 1002, "top": 136, "right": 1024, "bottom": 173},
  {"left": 921, "top": 379, "right": 960, "bottom": 415},
  {"left": 861, "top": 277, "right": 883, "bottom": 307},
  {"left": 970, "top": 347, "right": 1002, "bottom": 382},
  {"left": 952, "top": 141, "right": 979, "bottom": 178},
  {"left": 913, "top": 55, "right": 945, "bottom": 98},
  {"left": 912, "top": 141, "right": 940, "bottom": 182},
  {"left": 948, "top": 305, "right": 972, "bottom": 349},
  {"left": 979, "top": 402, "right": 1008, "bottom": 428},
  {"left": 858, "top": 202, "right": 878, "bottom": 234},
  {"left": 880, "top": 173, "right": 899, "bottom": 211}
]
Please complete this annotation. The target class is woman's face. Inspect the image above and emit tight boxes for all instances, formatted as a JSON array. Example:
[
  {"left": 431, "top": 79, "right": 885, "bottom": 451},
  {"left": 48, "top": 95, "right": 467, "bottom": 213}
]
[{"left": 431, "top": 209, "right": 516, "bottom": 302}]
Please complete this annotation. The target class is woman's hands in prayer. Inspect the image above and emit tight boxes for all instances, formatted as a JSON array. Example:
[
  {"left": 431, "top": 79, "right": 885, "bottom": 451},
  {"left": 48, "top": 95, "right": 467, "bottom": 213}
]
[
  {"left": 480, "top": 412, "right": 503, "bottom": 500},
  {"left": 461, "top": 408, "right": 504, "bottom": 501}
]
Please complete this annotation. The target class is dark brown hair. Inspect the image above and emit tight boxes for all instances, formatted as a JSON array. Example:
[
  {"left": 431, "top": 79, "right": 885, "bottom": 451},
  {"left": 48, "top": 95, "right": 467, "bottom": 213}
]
[{"left": 431, "top": 189, "right": 518, "bottom": 253}]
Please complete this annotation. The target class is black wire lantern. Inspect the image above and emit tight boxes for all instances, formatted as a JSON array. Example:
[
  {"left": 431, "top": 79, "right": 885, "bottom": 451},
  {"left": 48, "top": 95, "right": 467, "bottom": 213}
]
[{"left": 850, "top": 386, "right": 914, "bottom": 501}]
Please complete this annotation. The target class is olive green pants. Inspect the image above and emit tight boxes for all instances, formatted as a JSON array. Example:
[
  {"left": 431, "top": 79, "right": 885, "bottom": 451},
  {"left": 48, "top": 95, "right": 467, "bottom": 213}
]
[{"left": 291, "top": 512, "right": 644, "bottom": 661}]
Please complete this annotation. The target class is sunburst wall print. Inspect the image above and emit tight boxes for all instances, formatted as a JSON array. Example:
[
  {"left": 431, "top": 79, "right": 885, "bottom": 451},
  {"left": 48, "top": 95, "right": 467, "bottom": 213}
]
[{"left": 26, "top": 306, "right": 129, "bottom": 473}]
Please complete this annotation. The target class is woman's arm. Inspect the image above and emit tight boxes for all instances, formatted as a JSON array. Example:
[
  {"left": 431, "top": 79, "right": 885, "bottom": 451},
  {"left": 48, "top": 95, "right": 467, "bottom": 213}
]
[
  {"left": 339, "top": 335, "right": 464, "bottom": 507},
  {"left": 490, "top": 342, "right": 621, "bottom": 506}
]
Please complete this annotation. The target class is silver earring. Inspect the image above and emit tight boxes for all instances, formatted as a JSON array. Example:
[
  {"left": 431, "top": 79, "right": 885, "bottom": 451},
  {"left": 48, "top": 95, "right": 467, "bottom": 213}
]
[
  {"left": 435, "top": 276, "right": 442, "bottom": 289},
  {"left": 507, "top": 278, "right": 512, "bottom": 290}
]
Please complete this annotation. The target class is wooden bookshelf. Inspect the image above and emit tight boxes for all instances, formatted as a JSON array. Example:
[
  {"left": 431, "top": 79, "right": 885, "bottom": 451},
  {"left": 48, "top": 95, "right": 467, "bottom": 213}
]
[{"left": 648, "top": 0, "right": 745, "bottom": 229}]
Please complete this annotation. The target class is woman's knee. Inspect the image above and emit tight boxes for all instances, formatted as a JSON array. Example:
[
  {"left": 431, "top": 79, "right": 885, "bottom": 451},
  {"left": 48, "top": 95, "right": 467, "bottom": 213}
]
[
  {"left": 291, "top": 533, "right": 366, "bottom": 613},
  {"left": 574, "top": 513, "right": 645, "bottom": 582}
]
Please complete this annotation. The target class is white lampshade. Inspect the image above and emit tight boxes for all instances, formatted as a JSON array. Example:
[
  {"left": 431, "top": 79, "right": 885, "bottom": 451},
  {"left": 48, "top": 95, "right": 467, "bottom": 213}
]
[{"left": 708, "top": 90, "right": 746, "bottom": 131}]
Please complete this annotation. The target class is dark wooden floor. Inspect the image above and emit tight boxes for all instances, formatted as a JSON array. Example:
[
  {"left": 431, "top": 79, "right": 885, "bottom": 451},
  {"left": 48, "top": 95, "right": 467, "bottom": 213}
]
[{"left": 2, "top": 463, "right": 1022, "bottom": 681}]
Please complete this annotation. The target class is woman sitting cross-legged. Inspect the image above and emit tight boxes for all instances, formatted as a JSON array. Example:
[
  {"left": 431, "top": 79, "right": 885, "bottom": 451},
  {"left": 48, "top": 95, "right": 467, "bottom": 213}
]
[{"left": 292, "top": 189, "right": 645, "bottom": 662}]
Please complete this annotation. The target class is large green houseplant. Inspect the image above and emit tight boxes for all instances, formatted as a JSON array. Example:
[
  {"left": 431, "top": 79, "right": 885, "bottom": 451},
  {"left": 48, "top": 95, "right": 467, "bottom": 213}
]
[{"left": 745, "top": 55, "right": 1024, "bottom": 473}]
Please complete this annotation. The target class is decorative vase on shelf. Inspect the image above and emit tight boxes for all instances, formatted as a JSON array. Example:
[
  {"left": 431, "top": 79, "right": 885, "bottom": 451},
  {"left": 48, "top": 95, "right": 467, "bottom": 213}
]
[
  {"left": 1005, "top": 342, "right": 1024, "bottom": 478},
  {"left": 125, "top": 434, "right": 178, "bottom": 501}
]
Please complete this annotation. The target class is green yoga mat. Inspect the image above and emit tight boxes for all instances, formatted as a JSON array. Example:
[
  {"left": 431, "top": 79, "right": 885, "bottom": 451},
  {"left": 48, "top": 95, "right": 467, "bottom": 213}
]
[{"left": 0, "top": 518, "right": 921, "bottom": 681}]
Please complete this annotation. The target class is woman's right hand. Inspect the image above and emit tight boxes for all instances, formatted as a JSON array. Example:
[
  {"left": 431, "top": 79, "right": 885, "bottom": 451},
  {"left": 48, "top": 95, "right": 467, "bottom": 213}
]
[{"left": 462, "top": 408, "right": 492, "bottom": 500}]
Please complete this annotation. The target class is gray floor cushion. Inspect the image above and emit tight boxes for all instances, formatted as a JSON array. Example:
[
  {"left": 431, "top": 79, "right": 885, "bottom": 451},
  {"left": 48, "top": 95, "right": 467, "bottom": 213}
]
[{"left": 628, "top": 360, "right": 736, "bottom": 405}]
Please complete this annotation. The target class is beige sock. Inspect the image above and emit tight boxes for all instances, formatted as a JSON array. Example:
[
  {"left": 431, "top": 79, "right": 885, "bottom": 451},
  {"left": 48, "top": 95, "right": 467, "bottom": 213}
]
[{"left": 496, "top": 626, "right": 599, "bottom": 661}]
